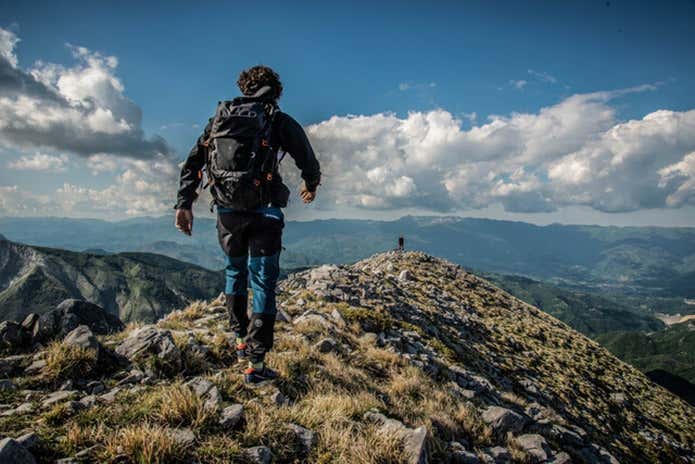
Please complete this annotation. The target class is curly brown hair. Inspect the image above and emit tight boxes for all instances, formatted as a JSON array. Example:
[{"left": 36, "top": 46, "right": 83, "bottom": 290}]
[{"left": 237, "top": 65, "right": 283, "bottom": 99}]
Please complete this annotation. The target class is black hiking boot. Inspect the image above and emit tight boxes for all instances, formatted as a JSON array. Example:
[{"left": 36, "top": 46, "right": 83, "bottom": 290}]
[{"left": 244, "top": 365, "right": 279, "bottom": 384}]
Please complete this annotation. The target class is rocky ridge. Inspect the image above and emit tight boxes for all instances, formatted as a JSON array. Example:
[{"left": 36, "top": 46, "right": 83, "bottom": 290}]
[{"left": 0, "top": 251, "right": 692, "bottom": 463}]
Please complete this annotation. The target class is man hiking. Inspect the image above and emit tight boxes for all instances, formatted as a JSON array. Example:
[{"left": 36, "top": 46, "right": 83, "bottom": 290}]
[{"left": 174, "top": 65, "right": 321, "bottom": 383}]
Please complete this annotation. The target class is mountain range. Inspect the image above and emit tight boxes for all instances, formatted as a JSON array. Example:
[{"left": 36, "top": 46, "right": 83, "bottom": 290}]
[
  {"left": 1, "top": 215, "right": 694, "bottom": 298},
  {"left": 0, "top": 237, "right": 222, "bottom": 323}
]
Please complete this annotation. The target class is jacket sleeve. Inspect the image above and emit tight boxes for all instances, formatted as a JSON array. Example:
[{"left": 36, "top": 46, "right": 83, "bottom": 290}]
[
  {"left": 174, "top": 119, "right": 212, "bottom": 210},
  {"left": 277, "top": 113, "right": 322, "bottom": 192}
]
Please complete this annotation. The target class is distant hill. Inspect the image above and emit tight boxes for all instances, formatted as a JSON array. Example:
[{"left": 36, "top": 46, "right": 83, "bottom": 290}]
[
  {"left": 596, "top": 320, "right": 695, "bottom": 383},
  {"left": 0, "top": 239, "right": 223, "bottom": 323},
  {"left": 485, "top": 273, "right": 665, "bottom": 336},
  {"left": 1, "top": 215, "right": 694, "bottom": 298}
]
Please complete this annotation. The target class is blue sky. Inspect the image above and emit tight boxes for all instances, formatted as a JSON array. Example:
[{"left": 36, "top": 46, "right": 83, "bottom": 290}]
[{"left": 1, "top": 0, "right": 695, "bottom": 225}]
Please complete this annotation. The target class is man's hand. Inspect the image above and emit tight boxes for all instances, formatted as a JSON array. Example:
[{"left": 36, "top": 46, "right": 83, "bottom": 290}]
[
  {"left": 175, "top": 208, "right": 194, "bottom": 236},
  {"left": 300, "top": 182, "right": 317, "bottom": 204}
]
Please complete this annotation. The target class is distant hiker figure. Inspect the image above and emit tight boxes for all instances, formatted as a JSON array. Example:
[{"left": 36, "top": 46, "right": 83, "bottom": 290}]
[
  {"left": 398, "top": 235, "right": 405, "bottom": 251},
  {"left": 174, "top": 65, "right": 321, "bottom": 383}
]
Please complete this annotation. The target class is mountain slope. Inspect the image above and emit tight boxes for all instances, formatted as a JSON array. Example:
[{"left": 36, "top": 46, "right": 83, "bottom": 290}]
[
  {"left": 0, "top": 238, "right": 223, "bottom": 323},
  {"left": 596, "top": 321, "right": 695, "bottom": 384},
  {"left": 1, "top": 251, "right": 690, "bottom": 463},
  {"left": 485, "top": 273, "right": 665, "bottom": 336}
]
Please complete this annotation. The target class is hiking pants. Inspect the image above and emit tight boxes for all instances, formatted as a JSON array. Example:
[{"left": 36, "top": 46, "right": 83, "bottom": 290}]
[{"left": 217, "top": 210, "right": 283, "bottom": 363}]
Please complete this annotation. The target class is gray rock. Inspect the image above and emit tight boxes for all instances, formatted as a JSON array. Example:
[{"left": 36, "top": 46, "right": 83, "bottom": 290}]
[
  {"left": 62, "top": 325, "right": 99, "bottom": 351},
  {"left": 288, "top": 423, "right": 316, "bottom": 453},
  {"left": 481, "top": 406, "right": 527, "bottom": 435},
  {"left": 86, "top": 380, "right": 105, "bottom": 394},
  {"left": 79, "top": 394, "right": 97, "bottom": 408},
  {"left": 270, "top": 389, "right": 289, "bottom": 406},
  {"left": 21, "top": 313, "right": 38, "bottom": 332},
  {"left": 404, "top": 425, "right": 427, "bottom": 464},
  {"left": 115, "top": 326, "right": 182, "bottom": 377},
  {"left": 314, "top": 337, "right": 338, "bottom": 353},
  {"left": 170, "top": 427, "right": 196, "bottom": 447},
  {"left": 292, "top": 311, "right": 334, "bottom": 329},
  {"left": 1, "top": 402, "right": 33, "bottom": 416},
  {"left": 0, "top": 354, "right": 30, "bottom": 377},
  {"left": 99, "top": 387, "right": 122, "bottom": 403},
  {"left": 23, "top": 359, "right": 46, "bottom": 376},
  {"left": 485, "top": 446, "right": 512, "bottom": 462},
  {"left": 276, "top": 308, "right": 292, "bottom": 323},
  {"left": 219, "top": 404, "right": 244, "bottom": 429},
  {"left": 16, "top": 432, "right": 40, "bottom": 451},
  {"left": 0, "top": 379, "right": 16, "bottom": 390},
  {"left": 364, "top": 411, "right": 427, "bottom": 464},
  {"left": 33, "top": 299, "right": 123, "bottom": 343},
  {"left": 0, "top": 438, "right": 36, "bottom": 464},
  {"left": 186, "top": 376, "right": 221, "bottom": 411},
  {"left": 117, "top": 369, "right": 144, "bottom": 386},
  {"left": 42, "top": 390, "right": 78, "bottom": 408},
  {"left": 449, "top": 442, "right": 480, "bottom": 464},
  {"left": 55, "top": 458, "right": 78, "bottom": 464},
  {"left": 0, "top": 321, "right": 28, "bottom": 351},
  {"left": 243, "top": 445, "right": 272, "bottom": 464},
  {"left": 515, "top": 434, "right": 549, "bottom": 463},
  {"left": 331, "top": 309, "right": 347, "bottom": 327},
  {"left": 548, "top": 451, "right": 572, "bottom": 464},
  {"left": 398, "top": 270, "right": 413, "bottom": 282}
]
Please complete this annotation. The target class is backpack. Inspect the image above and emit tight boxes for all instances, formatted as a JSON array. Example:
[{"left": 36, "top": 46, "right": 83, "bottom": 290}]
[{"left": 205, "top": 87, "right": 279, "bottom": 211}]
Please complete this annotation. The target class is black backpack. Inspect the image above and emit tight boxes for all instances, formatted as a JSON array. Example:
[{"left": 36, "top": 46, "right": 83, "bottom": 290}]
[{"left": 205, "top": 87, "right": 280, "bottom": 211}]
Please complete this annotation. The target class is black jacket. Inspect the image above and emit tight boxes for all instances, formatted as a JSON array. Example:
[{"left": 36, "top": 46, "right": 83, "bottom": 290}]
[{"left": 175, "top": 109, "right": 321, "bottom": 210}]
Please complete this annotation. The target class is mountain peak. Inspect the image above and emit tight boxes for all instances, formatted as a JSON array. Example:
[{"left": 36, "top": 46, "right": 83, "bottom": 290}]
[{"left": 0, "top": 250, "right": 692, "bottom": 463}]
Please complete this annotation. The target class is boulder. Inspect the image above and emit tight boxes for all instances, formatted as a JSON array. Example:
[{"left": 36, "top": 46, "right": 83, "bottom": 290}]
[
  {"left": 169, "top": 427, "right": 196, "bottom": 447},
  {"left": 364, "top": 411, "right": 427, "bottom": 464},
  {"left": 481, "top": 406, "right": 527, "bottom": 436},
  {"left": 515, "top": 434, "right": 549, "bottom": 463},
  {"left": 0, "top": 321, "right": 28, "bottom": 351},
  {"left": 219, "top": 404, "right": 244, "bottom": 429},
  {"left": 16, "top": 432, "right": 40, "bottom": 451},
  {"left": 0, "top": 438, "right": 36, "bottom": 464},
  {"left": 62, "top": 325, "right": 99, "bottom": 351},
  {"left": 398, "top": 270, "right": 413, "bottom": 282},
  {"left": 42, "top": 390, "right": 78, "bottom": 408},
  {"left": 548, "top": 451, "right": 572, "bottom": 464},
  {"left": 115, "top": 326, "right": 182, "bottom": 377},
  {"left": 485, "top": 446, "right": 512, "bottom": 463},
  {"left": 185, "top": 376, "right": 221, "bottom": 411},
  {"left": 33, "top": 299, "right": 123, "bottom": 343},
  {"left": 287, "top": 423, "right": 316, "bottom": 453},
  {"left": 243, "top": 445, "right": 272, "bottom": 464},
  {"left": 21, "top": 313, "right": 38, "bottom": 332}
]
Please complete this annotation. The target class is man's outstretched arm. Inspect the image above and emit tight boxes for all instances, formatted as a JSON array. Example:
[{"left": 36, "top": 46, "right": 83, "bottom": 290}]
[
  {"left": 277, "top": 113, "right": 321, "bottom": 202},
  {"left": 174, "top": 119, "right": 212, "bottom": 234}
]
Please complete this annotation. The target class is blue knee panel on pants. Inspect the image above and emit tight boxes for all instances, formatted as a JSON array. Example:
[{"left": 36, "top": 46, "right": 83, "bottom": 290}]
[
  {"left": 248, "top": 253, "right": 280, "bottom": 314},
  {"left": 225, "top": 255, "right": 248, "bottom": 295}
]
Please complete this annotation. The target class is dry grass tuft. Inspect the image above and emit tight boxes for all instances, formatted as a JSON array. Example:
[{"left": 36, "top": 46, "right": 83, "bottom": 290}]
[
  {"left": 148, "top": 383, "right": 216, "bottom": 429},
  {"left": 43, "top": 342, "right": 98, "bottom": 383},
  {"left": 102, "top": 422, "right": 186, "bottom": 464}
]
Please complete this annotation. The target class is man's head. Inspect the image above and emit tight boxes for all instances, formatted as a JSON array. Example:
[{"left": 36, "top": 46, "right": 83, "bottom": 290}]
[{"left": 237, "top": 65, "right": 283, "bottom": 99}]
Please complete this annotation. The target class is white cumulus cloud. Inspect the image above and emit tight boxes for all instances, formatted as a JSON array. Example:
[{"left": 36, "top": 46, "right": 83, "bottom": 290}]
[{"left": 7, "top": 153, "right": 68, "bottom": 171}]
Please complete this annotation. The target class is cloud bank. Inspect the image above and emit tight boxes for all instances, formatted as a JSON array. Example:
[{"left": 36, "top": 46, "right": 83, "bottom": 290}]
[
  {"left": 0, "top": 29, "right": 170, "bottom": 159},
  {"left": 297, "top": 87, "right": 695, "bottom": 214}
]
